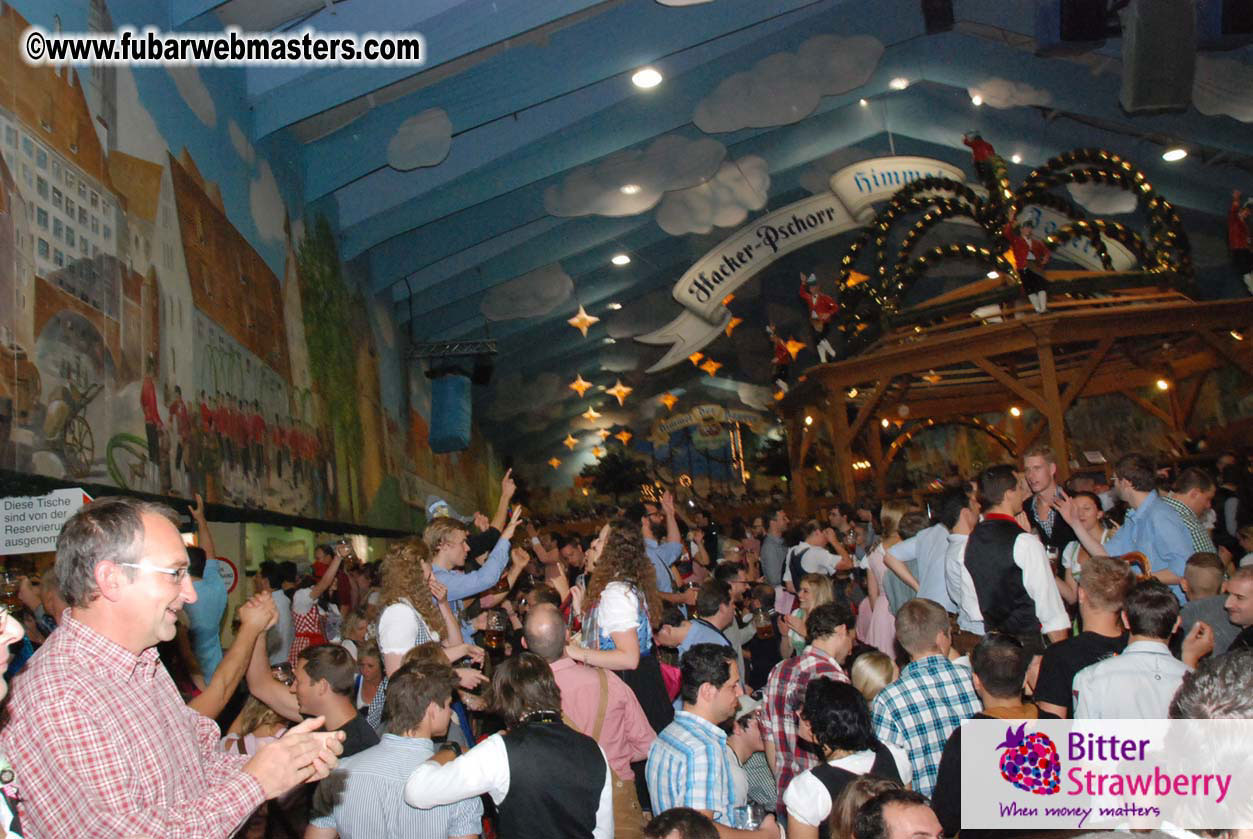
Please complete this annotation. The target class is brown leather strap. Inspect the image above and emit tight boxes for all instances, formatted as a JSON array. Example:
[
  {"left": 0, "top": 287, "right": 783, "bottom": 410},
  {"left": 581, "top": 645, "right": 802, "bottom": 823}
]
[
  {"left": 591, "top": 667, "right": 609, "bottom": 742},
  {"left": 234, "top": 736, "right": 247, "bottom": 756}
]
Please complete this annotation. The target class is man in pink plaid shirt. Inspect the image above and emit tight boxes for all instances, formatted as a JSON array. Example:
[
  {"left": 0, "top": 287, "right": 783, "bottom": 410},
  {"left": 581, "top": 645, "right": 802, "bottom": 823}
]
[
  {"left": 1, "top": 497, "right": 344, "bottom": 839},
  {"left": 760, "top": 601, "right": 856, "bottom": 816}
]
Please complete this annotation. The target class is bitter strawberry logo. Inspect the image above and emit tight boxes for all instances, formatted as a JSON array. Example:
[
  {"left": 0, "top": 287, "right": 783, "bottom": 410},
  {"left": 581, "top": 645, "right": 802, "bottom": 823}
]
[{"left": 996, "top": 723, "right": 1061, "bottom": 795}]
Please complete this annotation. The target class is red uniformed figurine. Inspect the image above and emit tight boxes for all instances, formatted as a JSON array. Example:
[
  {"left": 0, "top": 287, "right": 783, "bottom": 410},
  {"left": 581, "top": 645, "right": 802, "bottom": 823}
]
[{"left": 798, "top": 273, "right": 838, "bottom": 362}]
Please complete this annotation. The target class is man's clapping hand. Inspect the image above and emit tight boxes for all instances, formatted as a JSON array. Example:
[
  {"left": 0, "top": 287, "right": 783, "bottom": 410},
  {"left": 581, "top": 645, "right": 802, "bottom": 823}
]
[{"left": 244, "top": 716, "right": 344, "bottom": 799}]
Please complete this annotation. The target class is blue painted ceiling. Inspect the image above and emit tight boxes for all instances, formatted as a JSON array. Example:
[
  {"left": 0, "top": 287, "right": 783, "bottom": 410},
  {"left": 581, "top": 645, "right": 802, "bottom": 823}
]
[{"left": 167, "top": 0, "right": 1253, "bottom": 480}]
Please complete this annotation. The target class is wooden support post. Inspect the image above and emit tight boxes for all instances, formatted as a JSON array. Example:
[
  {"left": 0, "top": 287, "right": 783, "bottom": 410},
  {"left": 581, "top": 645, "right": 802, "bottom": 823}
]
[
  {"left": 866, "top": 420, "right": 886, "bottom": 498},
  {"left": 1035, "top": 336, "right": 1070, "bottom": 480},
  {"left": 972, "top": 356, "right": 1049, "bottom": 413},
  {"left": 788, "top": 413, "right": 810, "bottom": 517},
  {"left": 1119, "top": 389, "right": 1175, "bottom": 428},
  {"left": 830, "top": 394, "right": 856, "bottom": 502},
  {"left": 1177, "top": 373, "right": 1207, "bottom": 433}
]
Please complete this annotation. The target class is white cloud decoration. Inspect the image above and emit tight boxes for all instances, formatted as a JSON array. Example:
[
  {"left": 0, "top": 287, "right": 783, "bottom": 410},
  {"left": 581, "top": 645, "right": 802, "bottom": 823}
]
[
  {"left": 228, "top": 119, "right": 254, "bottom": 166},
  {"left": 480, "top": 264, "right": 574, "bottom": 322},
  {"left": 249, "top": 160, "right": 286, "bottom": 244},
  {"left": 798, "top": 146, "right": 876, "bottom": 195},
  {"left": 694, "top": 34, "right": 884, "bottom": 133},
  {"left": 544, "top": 134, "right": 726, "bottom": 218},
  {"left": 166, "top": 64, "right": 216, "bottom": 127},
  {"left": 1066, "top": 182, "right": 1137, "bottom": 216},
  {"left": 387, "top": 109, "right": 453, "bottom": 171},
  {"left": 966, "top": 78, "right": 1052, "bottom": 109},
  {"left": 1193, "top": 55, "right": 1253, "bottom": 123},
  {"left": 735, "top": 381, "right": 774, "bottom": 411},
  {"left": 656, "top": 156, "right": 770, "bottom": 236}
]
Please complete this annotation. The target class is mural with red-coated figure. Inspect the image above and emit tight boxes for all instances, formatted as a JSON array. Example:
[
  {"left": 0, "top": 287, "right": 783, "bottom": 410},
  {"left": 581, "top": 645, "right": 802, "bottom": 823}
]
[{"left": 0, "top": 0, "right": 499, "bottom": 528}]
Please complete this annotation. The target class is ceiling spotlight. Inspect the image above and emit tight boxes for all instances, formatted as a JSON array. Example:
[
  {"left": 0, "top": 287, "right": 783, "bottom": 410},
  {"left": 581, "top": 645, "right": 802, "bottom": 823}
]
[
  {"left": 632, "top": 67, "right": 662, "bottom": 89},
  {"left": 1009, "top": 406, "right": 1021, "bottom": 417},
  {"left": 986, "top": 270, "right": 999, "bottom": 279},
  {"left": 971, "top": 94, "right": 983, "bottom": 106},
  {"left": 889, "top": 77, "right": 910, "bottom": 90},
  {"left": 847, "top": 387, "right": 859, "bottom": 398},
  {"left": 607, "top": 302, "right": 622, "bottom": 310},
  {"left": 1231, "top": 330, "right": 1245, "bottom": 341},
  {"left": 603, "top": 337, "right": 616, "bottom": 345},
  {"left": 858, "top": 98, "right": 869, "bottom": 107},
  {"left": 1156, "top": 378, "right": 1170, "bottom": 391},
  {"left": 1010, "top": 153, "right": 1022, "bottom": 164},
  {"left": 1161, "top": 147, "right": 1187, "bottom": 162},
  {"left": 611, "top": 254, "right": 631, "bottom": 266},
  {"left": 805, "top": 415, "right": 814, "bottom": 426},
  {"left": 619, "top": 183, "right": 641, "bottom": 195},
  {"left": 880, "top": 418, "right": 890, "bottom": 428}
]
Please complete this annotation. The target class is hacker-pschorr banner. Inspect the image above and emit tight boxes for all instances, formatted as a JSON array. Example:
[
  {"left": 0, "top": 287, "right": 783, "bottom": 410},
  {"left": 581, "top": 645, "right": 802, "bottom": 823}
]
[
  {"left": 635, "top": 155, "right": 1136, "bottom": 372},
  {"left": 636, "top": 156, "right": 964, "bottom": 372}
]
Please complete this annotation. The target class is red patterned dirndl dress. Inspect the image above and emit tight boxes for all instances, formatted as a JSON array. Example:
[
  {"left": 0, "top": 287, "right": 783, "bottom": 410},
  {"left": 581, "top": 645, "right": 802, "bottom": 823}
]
[{"left": 289, "top": 598, "right": 326, "bottom": 666}]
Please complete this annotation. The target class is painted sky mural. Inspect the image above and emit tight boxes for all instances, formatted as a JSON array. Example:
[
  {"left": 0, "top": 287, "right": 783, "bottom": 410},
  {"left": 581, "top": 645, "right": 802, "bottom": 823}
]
[{"left": 0, "top": 0, "right": 498, "bottom": 528}]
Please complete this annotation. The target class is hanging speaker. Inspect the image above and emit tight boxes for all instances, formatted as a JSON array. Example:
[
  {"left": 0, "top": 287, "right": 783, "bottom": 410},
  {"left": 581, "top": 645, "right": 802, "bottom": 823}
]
[
  {"left": 471, "top": 354, "right": 494, "bottom": 386},
  {"left": 921, "top": 0, "right": 954, "bottom": 34},
  {"left": 430, "top": 372, "right": 471, "bottom": 453},
  {"left": 1121, "top": 0, "right": 1196, "bottom": 114}
]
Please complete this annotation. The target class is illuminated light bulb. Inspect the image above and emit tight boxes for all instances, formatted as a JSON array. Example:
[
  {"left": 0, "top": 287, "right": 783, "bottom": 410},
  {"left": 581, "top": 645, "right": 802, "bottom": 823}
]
[
  {"left": 1009, "top": 406, "right": 1021, "bottom": 418},
  {"left": 1161, "top": 147, "right": 1187, "bottom": 162},
  {"left": 611, "top": 254, "right": 631, "bottom": 266},
  {"left": 607, "top": 302, "right": 622, "bottom": 310},
  {"left": 632, "top": 67, "right": 662, "bottom": 89},
  {"left": 987, "top": 271, "right": 999, "bottom": 279},
  {"left": 619, "top": 184, "right": 641, "bottom": 195},
  {"left": 847, "top": 388, "right": 859, "bottom": 398},
  {"left": 805, "top": 415, "right": 814, "bottom": 426},
  {"left": 858, "top": 98, "right": 869, "bottom": 107},
  {"left": 881, "top": 418, "right": 890, "bottom": 428},
  {"left": 1156, "top": 378, "right": 1170, "bottom": 391},
  {"left": 1011, "top": 154, "right": 1022, "bottom": 164},
  {"left": 889, "top": 77, "right": 909, "bottom": 90},
  {"left": 971, "top": 95, "right": 983, "bottom": 106}
]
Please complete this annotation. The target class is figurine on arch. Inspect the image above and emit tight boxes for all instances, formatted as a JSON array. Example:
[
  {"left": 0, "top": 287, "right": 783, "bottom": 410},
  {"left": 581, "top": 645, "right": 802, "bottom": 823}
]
[
  {"left": 766, "top": 324, "right": 791, "bottom": 395},
  {"left": 798, "top": 273, "right": 838, "bottom": 363},
  {"left": 963, "top": 131, "right": 1009, "bottom": 187},
  {"left": 1004, "top": 211, "right": 1052, "bottom": 313}
]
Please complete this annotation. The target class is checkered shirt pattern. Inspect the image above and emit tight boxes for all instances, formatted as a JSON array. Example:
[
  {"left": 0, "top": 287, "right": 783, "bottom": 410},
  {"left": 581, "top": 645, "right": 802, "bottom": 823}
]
[
  {"left": 1, "top": 614, "right": 266, "bottom": 838},
  {"left": 760, "top": 647, "right": 847, "bottom": 806},
  {"left": 871, "top": 654, "right": 981, "bottom": 797},
  {"left": 647, "top": 711, "right": 736, "bottom": 826},
  {"left": 1160, "top": 495, "right": 1217, "bottom": 555}
]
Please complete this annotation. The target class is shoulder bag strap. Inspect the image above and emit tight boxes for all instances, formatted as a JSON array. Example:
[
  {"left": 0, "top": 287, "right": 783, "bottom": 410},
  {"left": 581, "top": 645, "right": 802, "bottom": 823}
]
[{"left": 591, "top": 667, "right": 610, "bottom": 742}]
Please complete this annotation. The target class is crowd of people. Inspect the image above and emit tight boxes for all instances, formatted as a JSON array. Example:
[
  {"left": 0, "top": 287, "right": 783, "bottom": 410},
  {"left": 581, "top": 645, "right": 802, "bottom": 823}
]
[{"left": 0, "top": 447, "right": 1252, "bottom": 839}]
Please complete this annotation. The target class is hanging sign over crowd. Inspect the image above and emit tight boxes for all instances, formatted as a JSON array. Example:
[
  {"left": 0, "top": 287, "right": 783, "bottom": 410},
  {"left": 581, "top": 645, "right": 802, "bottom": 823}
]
[
  {"left": 636, "top": 155, "right": 1135, "bottom": 371},
  {"left": 1, "top": 488, "right": 92, "bottom": 555},
  {"left": 649, "top": 404, "right": 765, "bottom": 445}
]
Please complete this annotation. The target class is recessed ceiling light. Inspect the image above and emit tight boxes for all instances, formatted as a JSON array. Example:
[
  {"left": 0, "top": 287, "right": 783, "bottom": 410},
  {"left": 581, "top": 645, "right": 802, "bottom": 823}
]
[
  {"left": 987, "top": 270, "right": 999, "bottom": 279},
  {"left": 632, "top": 67, "right": 662, "bottom": 89},
  {"left": 971, "top": 94, "right": 983, "bottom": 106},
  {"left": 607, "top": 302, "right": 622, "bottom": 310},
  {"left": 889, "top": 77, "right": 909, "bottom": 90},
  {"left": 603, "top": 337, "right": 616, "bottom": 345},
  {"left": 858, "top": 98, "right": 869, "bottom": 107},
  {"left": 1162, "top": 147, "right": 1187, "bottom": 162},
  {"left": 880, "top": 418, "right": 890, "bottom": 428},
  {"left": 620, "top": 183, "right": 641, "bottom": 195},
  {"left": 1010, "top": 154, "right": 1022, "bottom": 164},
  {"left": 611, "top": 254, "right": 631, "bottom": 266},
  {"left": 1009, "top": 406, "right": 1021, "bottom": 417},
  {"left": 1156, "top": 378, "right": 1170, "bottom": 391}
]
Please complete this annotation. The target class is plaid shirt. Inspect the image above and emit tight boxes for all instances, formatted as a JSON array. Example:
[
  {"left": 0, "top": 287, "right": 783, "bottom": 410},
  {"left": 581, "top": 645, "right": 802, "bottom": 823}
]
[
  {"left": 761, "top": 646, "right": 847, "bottom": 806},
  {"left": 1, "top": 614, "right": 265, "bottom": 838},
  {"left": 871, "top": 654, "right": 981, "bottom": 797},
  {"left": 646, "top": 711, "right": 736, "bottom": 826},
  {"left": 1160, "top": 495, "right": 1217, "bottom": 555}
]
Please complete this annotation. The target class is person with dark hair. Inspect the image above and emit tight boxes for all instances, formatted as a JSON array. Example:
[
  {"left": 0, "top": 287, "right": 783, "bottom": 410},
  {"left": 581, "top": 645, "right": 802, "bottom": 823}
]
[
  {"left": 640, "top": 492, "right": 701, "bottom": 610},
  {"left": 930, "top": 634, "right": 1058, "bottom": 835},
  {"left": 1180, "top": 553, "right": 1241, "bottom": 655},
  {"left": 254, "top": 559, "right": 296, "bottom": 666},
  {"left": 183, "top": 493, "right": 227, "bottom": 682},
  {"left": 307, "top": 662, "right": 481, "bottom": 839},
  {"left": 644, "top": 808, "right": 719, "bottom": 839},
  {"left": 1057, "top": 452, "right": 1196, "bottom": 602},
  {"left": 647, "top": 644, "right": 779, "bottom": 837},
  {"left": 1163, "top": 468, "right": 1219, "bottom": 553},
  {"left": 1034, "top": 554, "right": 1131, "bottom": 718},
  {"left": 760, "top": 507, "right": 791, "bottom": 588},
  {"left": 784, "top": 679, "right": 907, "bottom": 839},
  {"left": 743, "top": 585, "right": 782, "bottom": 691},
  {"left": 678, "top": 579, "right": 735, "bottom": 657},
  {"left": 1, "top": 497, "right": 345, "bottom": 838},
  {"left": 1225, "top": 566, "right": 1253, "bottom": 651},
  {"left": 1056, "top": 490, "right": 1112, "bottom": 605},
  {"left": 853, "top": 788, "right": 941, "bottom": 839},
  {"left": 963, "top": 464, "right": 1069, "bottom": 653},
  {"left": 525, "top": 605, "right": 655, "bottom": 839},
  {"left": 405, "top": 651, "right": 613, "bottom": 839},
  {"left": 762, "top": 602, "right": 856, "bottom": 815},
  {"left": 943, "top": 481, "right": 984, "bottom": 651},
  {"left": 721, "top": 695, "right": 777, "bottom": 815},
  {"left": 1170, "top": 648, "right": 1253, "bottom": 719},
  {"left": 1074, "top": 579, "right": 1212, "bottom": 718},
  {"left": 887, "top": 488, "right": 959, "bottom": 616},
  {"left": 871, "top": 599, "right": 981, "bottom": 797},
  {"left": 783, "top": 521, "right": 849, "bottom": 592}
]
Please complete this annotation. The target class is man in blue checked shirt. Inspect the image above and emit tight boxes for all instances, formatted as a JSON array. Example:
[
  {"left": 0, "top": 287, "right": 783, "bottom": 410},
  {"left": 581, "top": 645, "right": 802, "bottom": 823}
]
[
  {"left": 871, "top": 599, "right": 981, "bottom": 798},
  {"left": 1055, "top": 452, "right": 1195, "bottom": 603},
  {"left": 646, "top": 644, "right": 780, "bottom": 838}
]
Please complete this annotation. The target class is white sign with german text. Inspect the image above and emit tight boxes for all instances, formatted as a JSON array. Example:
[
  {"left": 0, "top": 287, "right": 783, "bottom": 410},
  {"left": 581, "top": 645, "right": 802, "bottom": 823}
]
[{"left": 1, "top": 489, "right": 92, "bottom": 555}]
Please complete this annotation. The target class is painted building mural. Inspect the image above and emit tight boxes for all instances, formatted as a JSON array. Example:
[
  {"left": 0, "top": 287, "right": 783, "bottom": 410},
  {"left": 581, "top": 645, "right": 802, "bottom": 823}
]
[{"left": 0, "top": 0, "right": 498, "bottom": 528}]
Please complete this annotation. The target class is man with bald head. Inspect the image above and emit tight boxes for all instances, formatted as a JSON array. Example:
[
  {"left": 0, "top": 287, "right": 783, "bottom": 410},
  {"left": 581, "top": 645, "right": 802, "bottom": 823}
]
[{"left": 525, "top": 605, "right": 656, "bottom": 839}]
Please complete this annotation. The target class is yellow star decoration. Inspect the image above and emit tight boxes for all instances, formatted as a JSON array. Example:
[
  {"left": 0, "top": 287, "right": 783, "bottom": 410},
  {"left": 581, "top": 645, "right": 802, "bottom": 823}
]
[
  {"left": 615, "top": 429, "right": 633, "bottom": 445},
  {"left": 607, "top": 379, "right": 633, "bottom": 406},
  {"left": 597, "top": 428, "right": 611, "bottom": 441},
  {"left": 548, "top": 457, "right": 561, "bottom": 469},
  {"left": 1002, "top": 249, "right": 1017, "bottom": 271},
  {"left": 688, "top": 352, "right": 704, "bottom": 366},
  {"left": 563, "top": 434, "right": 578, "bottom": 450},
  {"left": 921, "top": 369, "right": 942, "bottom": 384},
  {"left": 699, "top": 358, "right": 722, "bottom": 376},
  {"left": 660, "top": 392, "right": 679, "bottom": 411},
  {"left": 784, "top": 338, "right": 806, "bottom": 360},
  {"left": 592, "top": 446, "right": 604, "bottom": 458},
  {"left": 567, "top": 305, "right": 600, "bottom": 337},
  {"left": 722, "top": 293, "right": 735, "bottom": 306},
  {"left": 845, "top": 270, "right": 870, "bottom": 287},
  {"left": 581, "top": 406, "right": 602, "bottom": 422},
  {"left": 568, "top": 374, "right": 592, "bottom": 397},
  {"left": 725, "top": 316, "right": 743, "bottom": 337}
]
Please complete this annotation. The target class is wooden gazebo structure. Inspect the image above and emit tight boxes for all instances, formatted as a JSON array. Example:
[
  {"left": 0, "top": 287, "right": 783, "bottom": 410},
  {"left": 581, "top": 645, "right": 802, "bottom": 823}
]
[{"left": 778, "top": 279, "right": 1253, "bottom": 514}]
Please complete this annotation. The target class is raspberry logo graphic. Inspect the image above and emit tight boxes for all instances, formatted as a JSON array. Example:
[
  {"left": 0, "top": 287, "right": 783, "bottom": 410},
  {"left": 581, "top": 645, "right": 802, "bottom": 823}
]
[{"left": 995, "top": 723, "right": 1061, "bottom": 795}]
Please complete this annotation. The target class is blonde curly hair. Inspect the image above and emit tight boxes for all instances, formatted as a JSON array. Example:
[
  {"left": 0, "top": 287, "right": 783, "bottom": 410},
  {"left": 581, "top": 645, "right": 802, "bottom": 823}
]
[
  {"left": 584, "top": 518, "right": 662, "bottom": 629},
  {"left": 378, "top": 537, "right": 444, "bottom": 638}
]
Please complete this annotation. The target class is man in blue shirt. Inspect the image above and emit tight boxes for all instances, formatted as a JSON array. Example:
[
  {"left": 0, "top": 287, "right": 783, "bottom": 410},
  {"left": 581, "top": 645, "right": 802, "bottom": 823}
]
[
  {"left": 1057, "top": 452, "right": 1194, "bottom": 602},
  {"left": 429, "top": 505, "right": 524, "bottom": 638},
  {"left": 639, "top": 492, "right": 698, "bottom": 609}
]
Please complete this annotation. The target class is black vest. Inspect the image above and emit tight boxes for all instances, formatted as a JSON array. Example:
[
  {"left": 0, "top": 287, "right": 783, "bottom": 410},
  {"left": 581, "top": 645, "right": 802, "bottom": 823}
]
[
  {"left": 965, "top": 518, "right": 1040, "bottom": 638},
  {"left": 1023, "top": 495, "right": 1076, "bottom": 551},
  {"left": 500, "top": 713, "right": 606, "bottom": 839},
  {"left": 810, "top": 741, "right": 902, "bottom": 839},
  {"left": 788, "top": 546, "right": 811, "bottom": 590}
]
